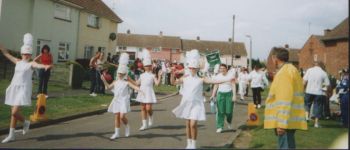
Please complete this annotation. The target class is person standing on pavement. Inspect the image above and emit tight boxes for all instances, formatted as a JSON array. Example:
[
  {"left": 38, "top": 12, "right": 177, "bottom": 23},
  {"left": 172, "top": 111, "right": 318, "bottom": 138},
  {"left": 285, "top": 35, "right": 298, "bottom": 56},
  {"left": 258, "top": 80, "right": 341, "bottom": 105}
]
[
  {"left": 210, "top": 64, "right": 236, "bottom": 133},
  {"left": 337, "top": 69, "right": 349, "bottom": 127},
  {"left": 248, "top": 65, "right": 269, "bottom": 108},
  {"left": 172, "top": 49, "right": 234, "bottom": 149},
  {"left": 33, "top": 45, "right": 53, "bottom": 98},
  {"left": 132, "top": 49, "right": 162, "bottom": 131},
  {"left": 303, "top": 61, "right": 330, "bottom": 128},
  {"left": 0, "top": 34, "right": 52, "bottom": 143},
  {"left": 101, "top": 53, "right": 143, "bottom": 140},
  {"left": 89, "top": 51, "right": 101, "bottom": 97},
  {"left": 96, "top": 52, "right": 106, "bottom": 94},
  {"left": 238, "top": 68, "right": 249, "bottom": 101},
  {"left": 264, "top": 47, "right": 307, "bottom": 149}
]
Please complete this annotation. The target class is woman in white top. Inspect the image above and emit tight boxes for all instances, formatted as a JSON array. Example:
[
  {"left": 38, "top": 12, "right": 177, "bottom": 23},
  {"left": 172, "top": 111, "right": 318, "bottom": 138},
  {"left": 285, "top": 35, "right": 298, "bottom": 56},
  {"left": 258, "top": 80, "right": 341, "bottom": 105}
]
[
  {"left": 172, "top": 49, "right": 234, "bottom": 149},
  {"left": 210, "top": 64, "right": 236, "bottom": 133},
  {"left": 237, "top": 68, "right": 249, "bottom": 101},
  {"left": 132, "top": 54, "right": 162, "bottom": 131},
  {"left": 96, "top": 52, "right": 106, "bottom": 94},
  {"left": 0, "top": 34, "right": 52, "bottom": 143},
  {"left": 101, "top": 64, "right": 143, "bottom": 140},
  {"left": 248, "top": 65, "right": 269, "bottom": 108}
]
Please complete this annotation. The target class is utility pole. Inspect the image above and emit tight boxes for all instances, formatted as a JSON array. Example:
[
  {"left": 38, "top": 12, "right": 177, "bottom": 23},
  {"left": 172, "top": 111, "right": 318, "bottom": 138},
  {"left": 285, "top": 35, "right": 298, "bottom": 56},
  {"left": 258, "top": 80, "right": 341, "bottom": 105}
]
[
  {"left": 231, "top": 15, "right": 235, "bottom": 66},
  {"left": 246, "top": 35, "right": 252, "bottom": 71}
]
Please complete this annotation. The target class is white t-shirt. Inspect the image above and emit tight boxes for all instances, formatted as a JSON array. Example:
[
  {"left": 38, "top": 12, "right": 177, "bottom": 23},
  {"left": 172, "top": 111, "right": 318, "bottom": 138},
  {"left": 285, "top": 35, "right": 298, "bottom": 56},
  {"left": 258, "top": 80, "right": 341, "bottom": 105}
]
[
  {"left": 238, "top": 72, "right": 249, "bottom": 84},
  {"left": 248, "top": 70, "right": 269, "bottom": 88},
  {"left": 213, "top": 73, "right": 233, "bottom": 92},
  {"left": 303, "top": 66, "right": 330, "bottom": 95}
]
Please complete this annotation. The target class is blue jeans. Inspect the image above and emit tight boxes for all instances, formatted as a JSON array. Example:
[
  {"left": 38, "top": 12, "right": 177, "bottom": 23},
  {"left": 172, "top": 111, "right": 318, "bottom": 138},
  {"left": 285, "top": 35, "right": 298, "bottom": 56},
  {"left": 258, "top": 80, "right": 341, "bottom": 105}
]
[
  {"left": 304, "top": 93, "right": 324, "bottom": 119},
  {"left": 276, "top": 129, "right": 296, "bottom": 149}
]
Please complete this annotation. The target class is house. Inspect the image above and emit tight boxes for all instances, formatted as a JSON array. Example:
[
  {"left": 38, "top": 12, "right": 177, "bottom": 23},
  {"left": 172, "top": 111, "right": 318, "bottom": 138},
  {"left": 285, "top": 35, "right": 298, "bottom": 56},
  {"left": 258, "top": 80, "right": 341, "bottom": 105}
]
[
  {"left": 266, "top": 44, "right": 300, "bottom": 76},
  {"left": 181, "top": 37, "right": 248, "bottom": 67},
  {"left": 0, "top": 0, "right": 122, "bottom": 63},
  {"left": 299, "top": 17, "right": 348, "bottom": 78},
  {"left": 116, "top": 30, "right": 182, "bottom": 62},
  {"left": 65, "top": 0, "right": 122, "bottom": 60}
]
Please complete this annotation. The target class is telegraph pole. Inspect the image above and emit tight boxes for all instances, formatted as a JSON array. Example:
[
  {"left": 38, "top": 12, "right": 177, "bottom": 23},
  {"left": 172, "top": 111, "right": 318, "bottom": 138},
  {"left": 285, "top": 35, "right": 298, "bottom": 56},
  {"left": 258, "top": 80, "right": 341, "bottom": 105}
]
[{"left": 231, "top": 15, "right": 235, "bottom": 66}]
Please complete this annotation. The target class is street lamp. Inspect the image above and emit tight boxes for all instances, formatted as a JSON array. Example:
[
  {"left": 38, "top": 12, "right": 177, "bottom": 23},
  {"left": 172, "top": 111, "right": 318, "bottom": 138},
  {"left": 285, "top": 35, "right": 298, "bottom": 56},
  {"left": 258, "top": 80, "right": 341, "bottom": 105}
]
[{"left": 246, "top": 35, "right": 252, "bottom": 71}]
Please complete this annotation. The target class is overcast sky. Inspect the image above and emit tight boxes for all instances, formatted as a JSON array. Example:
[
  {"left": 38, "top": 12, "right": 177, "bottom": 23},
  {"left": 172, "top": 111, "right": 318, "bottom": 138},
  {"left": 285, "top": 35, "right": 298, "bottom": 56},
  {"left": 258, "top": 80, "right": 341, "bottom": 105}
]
[{"left": 102, "top": 0, "right": 348, "bottom": 60}]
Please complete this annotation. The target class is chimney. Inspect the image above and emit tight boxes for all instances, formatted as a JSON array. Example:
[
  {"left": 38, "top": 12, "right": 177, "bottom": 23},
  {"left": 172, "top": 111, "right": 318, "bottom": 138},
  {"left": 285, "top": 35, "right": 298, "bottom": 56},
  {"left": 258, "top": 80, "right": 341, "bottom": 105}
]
[
  {"left": 324, "top": 29, "right": 331, "bottom": 36},
  {"left": 228, "top": 38, "right": 232, "bottom": 42},
  {"left": 284, "top": 44, "right": 289, "bottom": 48},
  {"left": 159, "top": 31, "right": 163, "bottom": 37},
  {"left": 196, "top": 36, "right": 200, "bottom": 41},
  {"left": 127, "top": 29, "right": 130, "bottom": 34}
]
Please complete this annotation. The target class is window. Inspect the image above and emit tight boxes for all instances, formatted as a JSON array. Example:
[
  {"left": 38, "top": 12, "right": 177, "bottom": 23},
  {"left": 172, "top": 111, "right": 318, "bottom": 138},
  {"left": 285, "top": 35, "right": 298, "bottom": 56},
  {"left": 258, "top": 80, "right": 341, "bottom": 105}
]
[
  {"left": 98, "top": 47, "right": 106, "bottom": 53},
  {"left": 54, "top": 3, "right": 71, "bottom": 21},
  {"left": 313, "top": 54, "right": 318, "bottom": 62},
  {"left": 171, "top": 48, "right": 177, "bottom": 53},
  {"left": 58, "top": 42, "right": 70, "bottom": 61},
  {"left": 153, "top": 48, "right": 160, "bottom": 52},
  {"left": 138, "top": 48, "right": 143, "bottom": 52},
  {"left": 235, "top": 55, "right": 241, "bottom": 59},
  {"left": 88, "top": 14, "right": 99, "bottom": 28},
  {"left": 84, "top": 46, "right": 94, "bottom": 59}
]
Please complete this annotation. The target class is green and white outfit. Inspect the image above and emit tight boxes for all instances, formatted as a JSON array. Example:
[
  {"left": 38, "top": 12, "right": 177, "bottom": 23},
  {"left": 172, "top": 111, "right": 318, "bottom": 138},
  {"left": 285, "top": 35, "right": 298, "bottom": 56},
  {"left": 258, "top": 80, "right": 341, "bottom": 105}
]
[{"left": 214, "top": 73, "right": 234, "bottom": 129}]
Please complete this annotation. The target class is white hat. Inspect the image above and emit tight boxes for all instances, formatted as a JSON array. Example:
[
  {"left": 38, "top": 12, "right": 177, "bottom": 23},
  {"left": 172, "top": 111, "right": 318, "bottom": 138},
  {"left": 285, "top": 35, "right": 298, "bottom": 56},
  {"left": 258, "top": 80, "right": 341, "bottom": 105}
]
[
  {"left": 117, "top": 65, "right": 128, "bottom": 74},
  {"left": 186, "top": 49, "right": 200, "bottom": 68},
  {"left": 20, "top": 45, "right": 33, "bottom": 54},
  {"left": 23, "top": 33, "right": 33, "bottom": 46},
  {"left": 141, "top": 49, "right": 152, "bottom": 66}
]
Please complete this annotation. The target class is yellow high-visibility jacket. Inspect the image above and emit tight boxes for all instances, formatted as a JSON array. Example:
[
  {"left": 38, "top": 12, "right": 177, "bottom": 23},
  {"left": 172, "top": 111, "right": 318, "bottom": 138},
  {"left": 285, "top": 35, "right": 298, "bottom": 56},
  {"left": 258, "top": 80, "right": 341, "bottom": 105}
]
[{"left": 264, "top": 64, "right": 307, "bottom": 130}]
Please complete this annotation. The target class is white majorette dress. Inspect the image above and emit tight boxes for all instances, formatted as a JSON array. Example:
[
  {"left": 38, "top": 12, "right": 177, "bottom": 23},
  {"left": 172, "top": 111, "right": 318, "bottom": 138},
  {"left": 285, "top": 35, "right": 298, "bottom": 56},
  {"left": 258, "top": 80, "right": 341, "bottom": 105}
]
[
  {"left": 5, "top": 60, "right": 33, "bottom": 106},
  {"left": 136, "top": 72, "right": 157, "bottom": 103},
  {"left": 107, "top": 80, "right": 131, "bottom": 113},
  {"left": 172, "top": 75, "right": 206, "bottom": 121}
]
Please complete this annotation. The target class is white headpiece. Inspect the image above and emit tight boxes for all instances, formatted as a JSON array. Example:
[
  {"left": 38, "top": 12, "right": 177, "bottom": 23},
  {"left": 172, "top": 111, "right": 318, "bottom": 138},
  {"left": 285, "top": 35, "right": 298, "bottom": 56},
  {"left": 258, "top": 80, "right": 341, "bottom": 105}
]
[
  {"left": 142, "top": 48, "right": 152, "bottom": 66},
  {"left": 21, "top": 33, "right": 33, "bottom": 54},
  {"left": 187, "top": 49, "right": 200, "bottom": 68},
  {"left": 117, "top": 53, "right": 129, "bottom": 74}
]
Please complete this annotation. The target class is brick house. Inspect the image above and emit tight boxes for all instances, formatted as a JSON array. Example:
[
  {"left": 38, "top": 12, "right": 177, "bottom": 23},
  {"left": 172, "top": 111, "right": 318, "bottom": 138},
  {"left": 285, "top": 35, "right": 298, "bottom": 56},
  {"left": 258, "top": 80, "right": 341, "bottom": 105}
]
[
  {"left": 299, "top": 17, "right": 348, "bottom": 79},
  {"left": 266, "top": 45, "right": 300, "bottom": 77},
  {"left": 181, "top": 37, "right": 248, "bottom": 67},
  {"left": 116, "top": 31, "right": 182, "bottom": 62}
]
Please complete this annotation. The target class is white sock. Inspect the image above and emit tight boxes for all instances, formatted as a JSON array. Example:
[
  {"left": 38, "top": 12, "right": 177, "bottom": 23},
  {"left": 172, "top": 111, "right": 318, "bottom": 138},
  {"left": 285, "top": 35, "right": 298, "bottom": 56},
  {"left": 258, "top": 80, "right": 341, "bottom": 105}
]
[
  {"left": 186, "top": 139, "right": 192, "bottom": 148},
  {"left": 125, "top": 124, "right": 130, "bottom": 137},
  {"left": 142, "top": 120, "right": 148, "bottom": 127},
  {"left": 192, "top": 139, "right": 196, "bottom": 148},
  {"left": 115, "top": 128, "right": 120, "bottom": 134},
  {"left": 1, "top": 128, "right": 15, "bottom": 143}
]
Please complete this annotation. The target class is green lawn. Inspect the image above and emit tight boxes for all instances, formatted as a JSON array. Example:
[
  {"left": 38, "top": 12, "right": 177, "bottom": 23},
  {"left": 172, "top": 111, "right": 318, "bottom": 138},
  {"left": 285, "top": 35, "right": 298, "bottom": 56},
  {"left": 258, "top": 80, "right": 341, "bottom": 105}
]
[
  {"left": 154, "top": 84, "right": 178, "bottom": 94},
  {"left": 244, "top": 106, "right": 348, "bottom": 149},
  {"left": 0, "top": 94, "right": 112, "bottom": 130}
]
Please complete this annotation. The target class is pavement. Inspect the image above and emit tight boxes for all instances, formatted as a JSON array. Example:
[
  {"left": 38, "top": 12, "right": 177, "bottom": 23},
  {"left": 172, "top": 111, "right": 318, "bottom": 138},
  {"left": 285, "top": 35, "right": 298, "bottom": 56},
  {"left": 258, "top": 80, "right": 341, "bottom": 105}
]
[{"left": 0, "top": 94, "right": 250, "bottom": 149}]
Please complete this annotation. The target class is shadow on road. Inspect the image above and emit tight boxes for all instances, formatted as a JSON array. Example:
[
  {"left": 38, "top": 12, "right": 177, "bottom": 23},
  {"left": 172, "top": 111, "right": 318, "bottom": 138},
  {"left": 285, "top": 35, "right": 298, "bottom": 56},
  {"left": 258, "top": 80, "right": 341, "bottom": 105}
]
[
  {"left": 129, "top": 133, "right": 185, "bottom": 141},
  {"left": 131, "top": 109, "right": 167, "bottom": 112},
  {"left": 17, "top": 131, "right": 113, "bottom": 142}
]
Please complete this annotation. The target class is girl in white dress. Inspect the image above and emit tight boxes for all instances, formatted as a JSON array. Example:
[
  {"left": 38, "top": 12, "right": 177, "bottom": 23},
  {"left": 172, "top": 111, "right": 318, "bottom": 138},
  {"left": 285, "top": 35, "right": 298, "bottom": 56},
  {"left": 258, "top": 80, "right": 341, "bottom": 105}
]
[
  {"left": 134, "top": 49, "right": 162, "bottom": 130},
  {"left": 0, "top": 33, "right": 52, "bottom": 143},
  {"left": 101, "top": 53, "right": 143, "bottom": 140},
  {"left": 172, "top": 49, "right": 234, "bottom": 149},
  {"left": 237, "top": 68, "right": 249, "bottom": 101}
]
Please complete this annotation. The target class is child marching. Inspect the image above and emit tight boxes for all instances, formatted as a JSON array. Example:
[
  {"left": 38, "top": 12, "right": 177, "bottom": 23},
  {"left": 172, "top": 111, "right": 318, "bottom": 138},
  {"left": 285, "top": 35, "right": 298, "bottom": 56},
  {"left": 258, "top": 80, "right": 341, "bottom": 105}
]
[
  {"left": 100, "top": 53, "right": 143, "bottom": 140},
  {"left": 0, "top": 33, "right": 52, "bottom": 143},
  {"left": 172, "top": 49, "right": 234, "bottom": 149},
  {"left": 134, "top": 49, "right": 162, "bottom": 131}
]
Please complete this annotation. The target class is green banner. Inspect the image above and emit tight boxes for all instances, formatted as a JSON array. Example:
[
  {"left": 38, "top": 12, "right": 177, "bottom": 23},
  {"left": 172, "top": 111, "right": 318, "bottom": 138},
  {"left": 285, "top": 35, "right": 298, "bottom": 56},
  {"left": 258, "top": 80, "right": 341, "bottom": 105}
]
[{"left": 206, "top": 51, "right": 221, "bottom": 67}]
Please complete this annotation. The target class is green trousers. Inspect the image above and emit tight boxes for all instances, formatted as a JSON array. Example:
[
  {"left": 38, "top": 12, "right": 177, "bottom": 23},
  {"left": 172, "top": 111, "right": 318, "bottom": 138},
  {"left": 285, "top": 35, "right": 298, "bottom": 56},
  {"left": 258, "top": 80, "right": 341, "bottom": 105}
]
[{"left": 216, "top": 91, "right": 234, "bottom": 129}]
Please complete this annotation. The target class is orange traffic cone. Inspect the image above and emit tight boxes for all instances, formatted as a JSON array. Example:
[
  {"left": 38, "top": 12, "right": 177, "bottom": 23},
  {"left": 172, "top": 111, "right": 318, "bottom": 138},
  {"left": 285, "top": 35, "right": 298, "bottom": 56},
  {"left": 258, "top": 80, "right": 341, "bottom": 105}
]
[
  {"left": 30, "top": 94, "right": 48, "bottom": 122},
  {"left": 247, "top": 103, "right": 259, "bottom": 126}
]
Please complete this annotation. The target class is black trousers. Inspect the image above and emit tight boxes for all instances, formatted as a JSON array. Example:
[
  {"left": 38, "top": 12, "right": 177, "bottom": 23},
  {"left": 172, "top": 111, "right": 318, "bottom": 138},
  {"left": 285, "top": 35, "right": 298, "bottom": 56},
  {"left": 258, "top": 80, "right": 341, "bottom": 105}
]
[
  {"left": 38, "top": 69, "right": 51, "bottom": 94},
  {"left": 322, "top": 95, "right": 331, "bottom": 118},
  {"left": 96, "top": 70, "right": 105, "bottom": 94},
  {"left": 89, "top": 68, "right": 97, "bottom": 94},
  {"left": 252, "top": 87, "right": 262, "bottom": 105}
]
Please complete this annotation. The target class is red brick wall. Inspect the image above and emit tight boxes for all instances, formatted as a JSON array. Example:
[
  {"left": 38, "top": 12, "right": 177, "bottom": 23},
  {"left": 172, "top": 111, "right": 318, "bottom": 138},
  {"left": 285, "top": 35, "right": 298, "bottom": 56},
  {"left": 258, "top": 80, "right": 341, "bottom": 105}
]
[
  {"left": 299, "top": 36, "right": 327, "bottom": 71},
  {"left": 324, "top": 40, "right": 349, "bottom": 79},
  {"left": 149, "top": 48, "right": 181, "bottom": 62}
]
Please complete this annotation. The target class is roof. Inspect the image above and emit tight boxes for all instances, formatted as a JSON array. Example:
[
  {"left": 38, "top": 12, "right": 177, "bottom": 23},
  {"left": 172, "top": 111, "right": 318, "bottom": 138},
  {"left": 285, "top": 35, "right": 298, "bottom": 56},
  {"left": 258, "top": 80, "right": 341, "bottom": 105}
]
[
  {"left": 64, "top": 0, "right": 123, "bottom": 23},
  {"left": 322, "top": 17, "right": 348, "bottom": 41},
  {"left": 287, "top": 48, "right": 300, "bottom": 62},
  {"left": 181, "top": 39, "right": 247, "bottom": 56},
  {"left": 117, "top": 33, "right": 182, "bottom": 49}
]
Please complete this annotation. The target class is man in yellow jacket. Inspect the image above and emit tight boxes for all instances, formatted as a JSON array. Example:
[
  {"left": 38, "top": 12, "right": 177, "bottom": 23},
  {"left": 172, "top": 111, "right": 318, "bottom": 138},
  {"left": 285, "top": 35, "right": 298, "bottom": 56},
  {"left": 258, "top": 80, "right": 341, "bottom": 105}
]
[{"left": 264, "top": 47, "right": 307, "bottom": 149}]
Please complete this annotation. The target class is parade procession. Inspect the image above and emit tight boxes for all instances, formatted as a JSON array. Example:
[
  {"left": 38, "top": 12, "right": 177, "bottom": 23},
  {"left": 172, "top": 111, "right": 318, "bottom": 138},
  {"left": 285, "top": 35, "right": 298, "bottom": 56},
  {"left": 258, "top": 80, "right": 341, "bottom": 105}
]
[{"left": 0, "top": 0, "right": 348, "bottom": 149}]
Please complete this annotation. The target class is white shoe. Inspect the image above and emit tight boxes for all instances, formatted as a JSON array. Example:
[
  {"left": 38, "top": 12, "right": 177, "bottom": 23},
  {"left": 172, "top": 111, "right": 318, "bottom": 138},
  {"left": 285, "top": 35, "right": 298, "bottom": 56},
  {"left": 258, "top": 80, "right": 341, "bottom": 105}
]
[
  {"left": 1, "top": 135, "right": 15, "bottom": 143},
  {"left": 191, "top": 140, "right": 197, "bottom": 149},
  {"left": 125, "top": 125, "right": 130, "bottom": 137},
  {"left": 110, "top": 133, "right": 119, "bottom": 139},
  {"left": 216, "top": 128, "right": 222, "bottom": 133},
  {"left": 139, "top": 120, "right": 148, "bottom": 131},
  {"left": 257, "top": 104, "right": 261, "bottom": 108},
  {"left": 227, "top": 123, "right": 232, "bottom": 130},
  {"left": 89, "top": 93, "right": 97, "bottom": 97},
  {"left": 148, "top": 116, "right": 153, "bottom": 127},
  {"left": 45, "top": 95, "right": 48, "bottom": 99},
  {"left": 23, "top": 120, "right": 30, "bottom": 135},
  {"left": 186, "top": 139, "right": 192, "bottom": 149},
  {"left": 314, "top": 124, "right": 321, "bottom": 128}
]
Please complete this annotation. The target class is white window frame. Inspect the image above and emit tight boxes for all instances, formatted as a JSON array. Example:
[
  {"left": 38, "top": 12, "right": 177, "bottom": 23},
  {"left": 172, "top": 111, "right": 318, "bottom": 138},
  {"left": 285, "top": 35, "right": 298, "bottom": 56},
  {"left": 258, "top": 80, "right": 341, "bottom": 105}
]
[
  {"left": 84, "top": 46, "right": 94, "bottom": 59},
  {"left": 58, "top": 42, "right": 70, "bottom": 62},
  {"left": 171, "top": 48, "right": 177, "bottom": 53},
  {"left": 54, "top": 3, "right": 71, "bottom": 21},
  {"left": 153, "top": 47, "right": 160, "bottom": 52},
  {"left": 88, "top": 14, "right": 99, "bottom": 28},
  {"left": 313, "top": 54, "right": 318, "bottom": 62}
]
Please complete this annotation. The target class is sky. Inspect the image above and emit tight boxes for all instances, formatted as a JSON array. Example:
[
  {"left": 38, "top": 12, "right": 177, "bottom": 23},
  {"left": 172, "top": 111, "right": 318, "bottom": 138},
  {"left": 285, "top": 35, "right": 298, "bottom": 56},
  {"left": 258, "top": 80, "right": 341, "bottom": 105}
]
[{"left": 102, "top": 0, "right": 348, "bottom": 61}]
